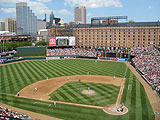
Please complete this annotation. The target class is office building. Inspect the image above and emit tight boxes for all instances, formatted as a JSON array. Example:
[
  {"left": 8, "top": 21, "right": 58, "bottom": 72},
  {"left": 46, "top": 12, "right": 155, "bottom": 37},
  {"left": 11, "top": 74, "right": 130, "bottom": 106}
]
[
  {"left": 37, "top": 19, "right": 46, "bottom": 31},
  {"left": 16, "top": 2, "right": 37, "bottom": 35},
  {"left": 74, "top": 6, "right": 86, "bottom": 24},
  {"left": 5, "top": 17, "right": 16, "bottom": 33},
  {"left": 0, "top": 21, "right": 5, "bottom": 31}
]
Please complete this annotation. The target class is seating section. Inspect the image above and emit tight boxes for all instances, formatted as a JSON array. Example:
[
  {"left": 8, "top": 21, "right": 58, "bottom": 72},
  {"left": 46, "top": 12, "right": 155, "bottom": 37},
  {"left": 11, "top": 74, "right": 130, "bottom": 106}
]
[
  {"left": 0, "top": 106, "right": 31, "bottom": 120},
  {"left": 130, "top": 47, "right": 160, "bottom": 56},
  {"left": 47, "top": 48, "right": 97, "bottom": 57},
  {"left": 132, "top": 47, "right": 160, "bottom": 97}
]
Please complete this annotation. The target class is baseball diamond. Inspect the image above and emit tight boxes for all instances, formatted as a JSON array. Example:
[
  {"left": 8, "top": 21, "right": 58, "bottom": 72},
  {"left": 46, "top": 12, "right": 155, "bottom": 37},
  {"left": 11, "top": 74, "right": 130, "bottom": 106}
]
[
  {"left": 49, "top": 81, "right": 120, "bottom": 106},
  {"left": 0, "top": 59, "right": 155, "bottom": 120}
]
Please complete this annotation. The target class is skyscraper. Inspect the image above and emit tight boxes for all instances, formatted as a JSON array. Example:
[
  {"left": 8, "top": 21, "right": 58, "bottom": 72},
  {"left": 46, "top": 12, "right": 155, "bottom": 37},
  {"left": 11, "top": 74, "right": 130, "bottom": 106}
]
[
  {"left": 0, "top": 21, "right": 5, "bottom": 31},
  {"left": 16, "top": 2, "right": 37, "bottom": 35},
  {"left": 49, "top": 11, "right": 55, "bottom": 27},
  {"left": 74, "top": 6, "right": 86, "bottom": 24},
  {"left": 48, "top": 11, "right": 61, "bottom": 27},
  {"left": 5, "top": 17, "right": 16, "bottom": 33}
]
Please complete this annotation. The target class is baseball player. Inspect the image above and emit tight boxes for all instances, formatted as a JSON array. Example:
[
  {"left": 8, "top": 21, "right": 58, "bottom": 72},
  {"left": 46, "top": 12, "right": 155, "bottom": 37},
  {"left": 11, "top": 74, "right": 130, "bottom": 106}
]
[
  {"left": 46, "top": 77, "right": 48, "bottom": 80},
  {"left": 88, "top": 87, "right": 90, "bottom": 93},
  {"left": 35, "top": 87, "right": 37, "bottom": 92},
  {"left": 78, "top": 78, "right": 81, "bottom": 82},
  {"left": 113, "top": 76, "right": 116, "bottom": 80},
  {"left": 17, "top": 91, "right": 20, "bottom": 96},
  {"left": 53, "top": 101, "right": 56, "bottom": 108}
]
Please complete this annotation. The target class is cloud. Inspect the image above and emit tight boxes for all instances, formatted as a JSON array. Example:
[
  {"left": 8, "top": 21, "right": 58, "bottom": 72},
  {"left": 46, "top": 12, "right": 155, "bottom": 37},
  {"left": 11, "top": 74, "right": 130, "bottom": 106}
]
[
  {"left": 148, "top": 5, "right": 152, "bottom": 9},
  {"left": 0, "top": 8, "right": 16, "bottom": 13},
  {"left": 57, "top": 9, "right": 72, "bottom": 15},
  {"left": 0, "top": 0, "right": 29, "bottom": 3},
  {"left": 0, "top": 0, "right": 52, "bottom": 15},
  {"left": 27, "top": 1, "right": 52, "bottom": 15},
  {"left": 35, "top": 0, "right": 52, "bottom": 3},
  {"left": 64, "top": 0, "right": 123, "bottom": 8}
]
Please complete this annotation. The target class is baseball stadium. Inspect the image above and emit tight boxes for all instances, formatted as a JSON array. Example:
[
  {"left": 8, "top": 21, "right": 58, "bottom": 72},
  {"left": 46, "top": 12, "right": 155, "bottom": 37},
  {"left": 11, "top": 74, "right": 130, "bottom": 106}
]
[
  {"left": 0, "top": 19, "right": 160, "bottom": 120},
  {"left": 0, "top": 39, "right": 160, "bottom": 120}
]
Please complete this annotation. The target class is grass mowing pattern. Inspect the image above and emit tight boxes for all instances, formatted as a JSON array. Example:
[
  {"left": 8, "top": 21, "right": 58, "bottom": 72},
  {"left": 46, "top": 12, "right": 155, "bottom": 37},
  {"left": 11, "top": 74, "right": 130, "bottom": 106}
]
[
  {"left": 121, "top": 68, "right": 154, "bottom": 120},
  {"left": 0, "top": 59, "right": 126, "bottom": 94},
  {"left": 0, "top": 59, "right": 155, "bottom": 120},
  {"left": 49, "top": 81, "right": 120, "bottom": 106}
]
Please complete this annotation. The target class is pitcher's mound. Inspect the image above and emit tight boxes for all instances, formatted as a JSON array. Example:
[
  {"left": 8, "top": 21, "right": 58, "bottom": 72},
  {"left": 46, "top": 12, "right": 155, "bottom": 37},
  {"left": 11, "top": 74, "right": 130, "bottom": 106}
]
[
  {"left": 81, "top": 90, "right": 95, "bottom": 95},
  {"left": 103, "top": 104, "right": 128, "bottom": 115}
]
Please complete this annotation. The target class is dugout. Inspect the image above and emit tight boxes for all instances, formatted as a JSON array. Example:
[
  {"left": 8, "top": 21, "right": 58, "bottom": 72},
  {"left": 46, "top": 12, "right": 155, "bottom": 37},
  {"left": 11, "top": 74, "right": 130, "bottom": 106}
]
[{"left": 17, "top": 46, "right": 46, "bottom": 57}]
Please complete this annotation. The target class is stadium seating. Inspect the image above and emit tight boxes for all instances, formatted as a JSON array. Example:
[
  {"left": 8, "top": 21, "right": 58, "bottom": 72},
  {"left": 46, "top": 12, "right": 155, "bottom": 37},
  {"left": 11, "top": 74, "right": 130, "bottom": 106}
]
[
  {"left": 130, "top": 46, "right": 160, "bottom": 56},
  {"left": 0, "top": 106, "right": 31, "bottom": 120},
  {"left": 47, "top": 48, "right": 97, "bottom": 57},
  {"left": 131, "top": 47, "right": 160, "bottom": 97}
]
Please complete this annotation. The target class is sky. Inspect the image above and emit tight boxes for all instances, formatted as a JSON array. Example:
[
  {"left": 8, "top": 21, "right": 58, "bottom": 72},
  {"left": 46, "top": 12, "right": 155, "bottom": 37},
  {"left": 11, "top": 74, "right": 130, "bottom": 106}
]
[{"left": 0, "top": 0, "right": 160, "bottom": 23}]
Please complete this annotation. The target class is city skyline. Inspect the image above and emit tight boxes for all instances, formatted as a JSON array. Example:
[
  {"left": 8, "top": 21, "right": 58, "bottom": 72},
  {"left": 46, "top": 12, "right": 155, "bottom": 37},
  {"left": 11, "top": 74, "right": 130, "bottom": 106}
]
[{"left": 0, "top": 0, "right": 160, "bottom": 23}]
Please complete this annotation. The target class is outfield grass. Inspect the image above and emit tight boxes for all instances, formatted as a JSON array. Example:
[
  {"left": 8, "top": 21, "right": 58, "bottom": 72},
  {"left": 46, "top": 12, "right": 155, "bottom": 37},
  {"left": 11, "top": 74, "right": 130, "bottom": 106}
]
[
  {"left": 0, "top": 59, "right": 155, "bottom": 120},
  {"left": 49, "top": 81, "right": 120, "bottom": 106},
  {"left": 0, "top": 59, "right": 126, "bottom": 94}
]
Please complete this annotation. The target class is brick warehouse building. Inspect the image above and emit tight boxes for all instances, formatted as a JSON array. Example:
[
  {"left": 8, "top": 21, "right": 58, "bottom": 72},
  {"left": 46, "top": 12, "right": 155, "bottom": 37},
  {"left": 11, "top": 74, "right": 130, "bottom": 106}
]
[
  {"left": 49, "top": 21, "right": 160, "bottom": 57},
  {"left": 74, "top": 22, "right": 160, "bottom": 49},
  {"left": 50, "top": 22, "right": 160, "bottom": 49}
]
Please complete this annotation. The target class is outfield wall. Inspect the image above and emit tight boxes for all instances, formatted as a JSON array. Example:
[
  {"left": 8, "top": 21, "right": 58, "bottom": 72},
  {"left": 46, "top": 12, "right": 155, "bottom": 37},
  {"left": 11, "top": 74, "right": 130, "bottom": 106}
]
[
  {"left": 2, "top": 56, "right": 128, "bottom": 64},
  {"left": 3, "top": 57, "right": 46, "bottom": 64},
  {"left": 17, "top": 47, "right": 46, "bottom": 56}
]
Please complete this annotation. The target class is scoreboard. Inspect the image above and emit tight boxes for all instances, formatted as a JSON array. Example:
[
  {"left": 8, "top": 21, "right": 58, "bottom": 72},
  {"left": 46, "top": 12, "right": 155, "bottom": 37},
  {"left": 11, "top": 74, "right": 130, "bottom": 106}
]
[
  {"left": 49, "top": 36, "right": 75, "bottom": 46},
  {"left": 56, "top": 37, "right": 69, "bottom": 46}
]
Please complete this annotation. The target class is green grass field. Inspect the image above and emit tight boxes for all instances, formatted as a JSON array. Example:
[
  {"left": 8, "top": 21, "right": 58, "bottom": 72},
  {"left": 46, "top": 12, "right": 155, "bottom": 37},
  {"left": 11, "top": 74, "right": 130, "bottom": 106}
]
[
  {"left": 0, "top": 59, "right": 155, "bottom": 120},
  {"left": 49, "top": 81, "right": 120, "bottom": 106}
]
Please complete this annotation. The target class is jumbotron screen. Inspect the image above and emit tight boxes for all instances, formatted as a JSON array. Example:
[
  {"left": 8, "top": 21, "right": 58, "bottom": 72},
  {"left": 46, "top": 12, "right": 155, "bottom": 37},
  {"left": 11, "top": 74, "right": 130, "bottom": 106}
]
[
  {"left": 49, "top": 36, "right": 75, "bottom": 46},
  {"left": 56, "top": 37, "right": 69, "bottom": 46}
]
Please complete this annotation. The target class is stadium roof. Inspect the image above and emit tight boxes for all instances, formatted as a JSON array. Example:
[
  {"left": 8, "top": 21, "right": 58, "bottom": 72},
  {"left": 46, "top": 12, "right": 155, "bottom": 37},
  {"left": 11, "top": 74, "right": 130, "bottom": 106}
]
[{"left": 74, "top": 21, "right": 160, "bottom": 28}]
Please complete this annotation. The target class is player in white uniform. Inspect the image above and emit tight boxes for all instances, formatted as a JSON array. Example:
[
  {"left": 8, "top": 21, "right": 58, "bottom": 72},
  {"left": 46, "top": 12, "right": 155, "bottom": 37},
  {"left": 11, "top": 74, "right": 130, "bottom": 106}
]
[
  {"left": 53, "top": 101, "right": 56, "bottom": 108},
  {"left": 35, "top": 87, "right": 37, "bottom": 92},
  {"left": 88, "top": 87, "right": 90, "bottom": 93}
]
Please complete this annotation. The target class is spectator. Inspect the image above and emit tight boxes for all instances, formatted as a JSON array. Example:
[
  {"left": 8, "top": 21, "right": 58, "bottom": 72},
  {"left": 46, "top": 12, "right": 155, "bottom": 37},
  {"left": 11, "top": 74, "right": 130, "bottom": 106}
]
[
  {"left": 132, "top": 47, "right": 160, "bottom": 96},
  {"left": 0, "top": 106, "right": 31, "bottom": 120},
  {"left": 47, "top": 48, "right": 97, "bottom": 57}
]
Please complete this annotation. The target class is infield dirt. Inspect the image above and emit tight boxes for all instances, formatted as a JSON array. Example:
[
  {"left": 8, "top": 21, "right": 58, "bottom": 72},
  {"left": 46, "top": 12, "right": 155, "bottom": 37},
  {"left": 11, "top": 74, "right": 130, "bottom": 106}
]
[{"left": 19, "top": 75, "right": 123, "bottom": 100}]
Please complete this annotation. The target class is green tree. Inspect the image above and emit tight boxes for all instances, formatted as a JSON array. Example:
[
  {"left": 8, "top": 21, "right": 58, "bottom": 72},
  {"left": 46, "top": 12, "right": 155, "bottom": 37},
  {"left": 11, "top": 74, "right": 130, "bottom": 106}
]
[
  {"left": 1, "top": 42, "right": 32, "bottom": 52},
  {"left": 35, "top": 41, "right": 47, "bottom": 46}
]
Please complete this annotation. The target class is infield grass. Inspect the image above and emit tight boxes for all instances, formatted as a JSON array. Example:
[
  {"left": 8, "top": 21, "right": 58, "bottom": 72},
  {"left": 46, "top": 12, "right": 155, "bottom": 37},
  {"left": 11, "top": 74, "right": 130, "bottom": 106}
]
[
  {"left": 0, "top": 59, "right": 155, "bottom": 120},
  {"left": 49, "top": 81, "right": 120, "bottom": 106}
]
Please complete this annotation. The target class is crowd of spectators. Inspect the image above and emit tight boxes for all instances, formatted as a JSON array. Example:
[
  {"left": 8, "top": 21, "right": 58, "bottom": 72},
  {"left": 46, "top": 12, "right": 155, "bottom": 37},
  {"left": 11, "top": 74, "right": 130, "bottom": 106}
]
[
  {"left": 0, "top": 106, "right": 31, "bottom": 120},
  {"left": 47, "top": 48, "right": 97, "bottom": 57},
  {"left": 0, "top": 50, "right": 17, "bottom": 64},
  {"left": 130, "top": 47, "right": 160, "bottom": 56},
  {"left": 132, "top": 47, "right": 160, "bottom": 98},
  {"left": 105, "top": 48, "right": 128, "bottom": 54}
]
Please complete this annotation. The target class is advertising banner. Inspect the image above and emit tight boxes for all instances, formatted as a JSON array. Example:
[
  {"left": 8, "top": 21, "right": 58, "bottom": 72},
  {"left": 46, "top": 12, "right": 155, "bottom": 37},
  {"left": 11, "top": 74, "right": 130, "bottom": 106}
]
[
  {"left": 69, "top": 36, "right": 75, "bottom": 46},
  {"left": 118, "top": 58, "right": 128, "bottom": 61},
  {"left": 110, "top": 58, "right": 118, "bottom": 61},
  {"left": 49, "top": 37, "right": 56, "bottom": 46},
  {"left": 46, "top": 57, "right": 60, "bottom": 60},
  {"left": 97, "top": 52, "right": 102, "bottom": 57}
]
